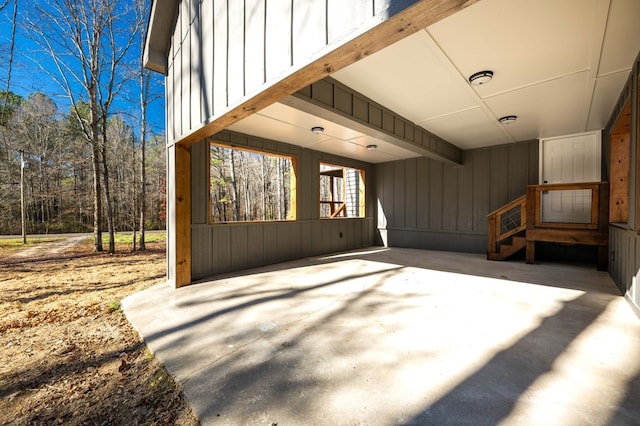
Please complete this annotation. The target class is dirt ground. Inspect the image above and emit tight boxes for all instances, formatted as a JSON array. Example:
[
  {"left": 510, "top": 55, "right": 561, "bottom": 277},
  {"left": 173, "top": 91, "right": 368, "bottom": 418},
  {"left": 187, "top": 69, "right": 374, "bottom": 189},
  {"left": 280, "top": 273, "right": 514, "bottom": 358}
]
[{"left": 0, "top": 238, "right": 200, "bottom": 425}]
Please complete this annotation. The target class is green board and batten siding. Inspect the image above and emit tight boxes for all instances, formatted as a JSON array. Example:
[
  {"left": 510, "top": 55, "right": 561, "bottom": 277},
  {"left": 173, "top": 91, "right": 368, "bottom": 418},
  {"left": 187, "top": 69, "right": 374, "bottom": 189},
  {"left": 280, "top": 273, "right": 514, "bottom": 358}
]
[
  {"left": 156, "top": 0, "right": 480, "bottom": 286},
  {"left": 190, "top": 130, "right": 375, "bottom": 280},
  {"left": 375, "top": 141, "right": 539, "bottom": 253},
  {"left": 165, "top": 0, "right": 428, "bottom": 146}
]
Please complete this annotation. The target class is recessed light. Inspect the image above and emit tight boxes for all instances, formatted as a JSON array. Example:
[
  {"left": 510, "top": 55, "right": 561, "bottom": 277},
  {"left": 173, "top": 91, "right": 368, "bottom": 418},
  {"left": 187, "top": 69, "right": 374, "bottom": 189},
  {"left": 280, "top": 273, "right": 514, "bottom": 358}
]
[
  {"left": 311, "top": 126, "right": 324, "bottom": 134},
  {"left": 468, "top": 70, "right": 494, "bottom": 86},
  {"left": 366, "top": 144, "right": 377, "bottom": 151},
  {"left": 498, "top": 115, "right": 517, "bottom": 124}
]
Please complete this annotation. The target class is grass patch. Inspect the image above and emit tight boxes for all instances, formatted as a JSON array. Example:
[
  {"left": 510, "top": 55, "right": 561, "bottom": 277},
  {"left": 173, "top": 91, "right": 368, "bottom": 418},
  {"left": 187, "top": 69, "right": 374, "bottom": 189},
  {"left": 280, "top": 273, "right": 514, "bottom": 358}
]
[
  {"left": 107, "top": 300, "right": 122, "bottom": 313},
  {"left": 99, "top": 231, "right": 166, "bottom": 245},
  {"left": 0, "top": 237, "right": 65, "bottom": 247}
]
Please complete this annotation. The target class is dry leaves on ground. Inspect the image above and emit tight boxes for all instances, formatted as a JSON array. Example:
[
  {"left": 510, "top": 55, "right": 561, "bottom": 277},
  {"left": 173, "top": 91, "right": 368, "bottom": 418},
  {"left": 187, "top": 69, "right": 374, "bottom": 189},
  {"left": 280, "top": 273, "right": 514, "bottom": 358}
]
[{"left": 0, "top": 239, "right": 199, "bottom": 425}]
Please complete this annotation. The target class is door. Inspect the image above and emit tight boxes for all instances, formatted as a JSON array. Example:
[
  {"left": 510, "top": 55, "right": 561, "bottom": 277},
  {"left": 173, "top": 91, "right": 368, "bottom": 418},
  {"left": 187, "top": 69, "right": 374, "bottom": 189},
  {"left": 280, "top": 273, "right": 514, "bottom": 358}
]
[{"left": 539, "top": 131, "right": 601, "bottom": 223}]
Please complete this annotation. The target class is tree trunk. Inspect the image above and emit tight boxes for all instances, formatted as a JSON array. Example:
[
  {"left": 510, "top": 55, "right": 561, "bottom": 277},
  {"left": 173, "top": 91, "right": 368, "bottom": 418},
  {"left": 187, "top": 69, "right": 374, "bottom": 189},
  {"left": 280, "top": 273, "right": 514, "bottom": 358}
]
[
  {"left": 281, "top": 158, "right": 288, "bottom": 219},
  {"left": 229, "top": 149, "right": 240, "bottom": 221},
  {"left": 139, "top": 71, "right": 149, "bottom": 251},
  {"left": 276, "top": 158, "right": 282, "bottom": 220},
  {"left": 261, "top": 157, "right": 267, "bottom": 220},
  {"left": 131, "top": 120, "right": 137, "bottom": 252},
  {"left": 101, "top": 128, "right": 115, "bottom": 254},
  {"left": 91, "top": 138, "right": 103, "bottom": 252}
]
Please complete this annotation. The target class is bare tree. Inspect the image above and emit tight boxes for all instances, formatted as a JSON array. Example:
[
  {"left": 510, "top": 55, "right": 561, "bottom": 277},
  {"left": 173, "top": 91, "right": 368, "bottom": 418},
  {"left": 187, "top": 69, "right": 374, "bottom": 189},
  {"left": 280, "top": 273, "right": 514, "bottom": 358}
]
[
  {"left": 26, "top": 0, "right": 143, "bottom": 253},
  {"left": 136, "top": 0, "right": 150, "bottom": 251}
]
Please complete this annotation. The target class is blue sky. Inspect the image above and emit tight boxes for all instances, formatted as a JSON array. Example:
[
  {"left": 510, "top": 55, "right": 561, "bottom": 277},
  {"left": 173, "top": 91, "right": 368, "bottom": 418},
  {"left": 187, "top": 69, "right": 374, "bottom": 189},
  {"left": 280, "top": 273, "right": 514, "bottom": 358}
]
[{"left": 0, "top": 1, "right": 166, "bottom": 137}]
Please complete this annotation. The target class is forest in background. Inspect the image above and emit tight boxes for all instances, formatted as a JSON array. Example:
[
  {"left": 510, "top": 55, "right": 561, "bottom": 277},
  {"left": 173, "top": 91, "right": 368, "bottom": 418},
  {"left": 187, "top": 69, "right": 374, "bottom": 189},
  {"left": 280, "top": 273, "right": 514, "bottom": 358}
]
[
  {"left": 0, "top": 91, "right": 166, "bottom": 235},
  {"left": 209, "top": 144, "right": 293, "bottom": 223},
  {"left": 0, "top": 0, "right": 166, "bottom": 251}
]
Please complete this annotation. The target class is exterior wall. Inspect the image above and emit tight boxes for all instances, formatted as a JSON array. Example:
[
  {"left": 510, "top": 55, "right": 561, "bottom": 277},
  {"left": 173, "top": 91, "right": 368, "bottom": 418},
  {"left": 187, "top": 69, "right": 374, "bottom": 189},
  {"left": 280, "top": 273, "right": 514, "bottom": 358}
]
[
  {"left": 156, "top": 0, "right": 478, "bottom": 287},
  {"left": 190, "top": 130, "right": 375, "bottom": 280},
  {"left": 606, "top": 51, "right": 640, "bottom": 316},
  {"left": 610, "top": 226, "right": 640, "bottom": 316},
  {"left": 375, "top": 140, "right": 539, "bottom": 253},
  {"left": 165, "top": 0, "right": 428, "bottom": 146}
]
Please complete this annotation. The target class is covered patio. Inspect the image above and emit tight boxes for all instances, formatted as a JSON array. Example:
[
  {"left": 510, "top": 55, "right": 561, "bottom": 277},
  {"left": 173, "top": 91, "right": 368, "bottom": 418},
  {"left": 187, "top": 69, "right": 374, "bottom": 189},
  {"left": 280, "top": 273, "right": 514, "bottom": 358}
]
[{"left": 123, "top": 248, "right": 640, "bottom": 425}]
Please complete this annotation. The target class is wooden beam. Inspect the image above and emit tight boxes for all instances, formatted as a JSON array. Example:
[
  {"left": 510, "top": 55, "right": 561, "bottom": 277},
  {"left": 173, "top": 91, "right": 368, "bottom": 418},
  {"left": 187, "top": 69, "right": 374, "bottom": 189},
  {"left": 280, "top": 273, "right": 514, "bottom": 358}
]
[
  {"left": 487, "top": 214, "right": 497, "bottom": 255},
  {"left": 175, "top": 143, "right": 191, "bottom": 288},
  {"left": 526, "top": 229, "right": 608, "bottom": 245},
  {"left": 174, "top": 0, "right": 480, "bottom": 147},
  {"left": 526, "top": 240, "right": 535, "bottom": 264}
]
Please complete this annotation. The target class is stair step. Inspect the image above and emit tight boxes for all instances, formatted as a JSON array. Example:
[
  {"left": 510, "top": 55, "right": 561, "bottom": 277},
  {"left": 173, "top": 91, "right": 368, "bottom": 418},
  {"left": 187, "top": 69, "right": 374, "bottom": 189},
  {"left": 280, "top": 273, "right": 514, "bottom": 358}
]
[{"left": 488, "top": 236, "right": 527, "bottom": 261}]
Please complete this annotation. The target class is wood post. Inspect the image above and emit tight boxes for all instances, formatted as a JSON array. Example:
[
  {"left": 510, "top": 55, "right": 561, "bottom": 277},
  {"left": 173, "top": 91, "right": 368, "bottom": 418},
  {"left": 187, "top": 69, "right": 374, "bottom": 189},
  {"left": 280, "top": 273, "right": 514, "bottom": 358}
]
[
  {"left": 167, "top": 142, "right": 191, "bottom": 288},
  {"left": 487, "top": 214, "right": 497, "bottom": 255},
  {"left": 526, "top": 240, "right": 535, "bottom": 264}
]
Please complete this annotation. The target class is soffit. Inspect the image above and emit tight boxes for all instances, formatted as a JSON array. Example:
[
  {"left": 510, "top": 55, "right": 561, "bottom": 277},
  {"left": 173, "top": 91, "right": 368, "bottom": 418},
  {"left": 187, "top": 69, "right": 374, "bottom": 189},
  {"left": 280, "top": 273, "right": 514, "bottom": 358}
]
[{"left": 230, "top": 0, "right": 640, "bottom": 158}]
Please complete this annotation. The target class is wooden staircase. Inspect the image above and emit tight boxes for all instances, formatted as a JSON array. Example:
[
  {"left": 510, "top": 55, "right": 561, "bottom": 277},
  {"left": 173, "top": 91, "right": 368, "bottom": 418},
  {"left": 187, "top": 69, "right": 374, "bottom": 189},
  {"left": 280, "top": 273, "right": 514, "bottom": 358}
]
[
  {"left": 487, "top": 182, "right": 610, "bottom": 270},
  {"left": 489, "top": 235, "right": 526, "bottom": 261},
  {"left": 487, "top": 195, "right": 527, "bottom": 261}
]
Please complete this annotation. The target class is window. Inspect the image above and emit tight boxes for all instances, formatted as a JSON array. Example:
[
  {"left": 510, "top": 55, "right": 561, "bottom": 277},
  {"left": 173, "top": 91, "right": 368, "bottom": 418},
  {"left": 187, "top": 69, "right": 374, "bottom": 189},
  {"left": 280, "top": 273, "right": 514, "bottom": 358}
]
[
  {"left": 319, "top": 163, "right": 365, "bottom": 218},
  {"left": 209, "top": 143, "right": 296, "bottom": 223}
]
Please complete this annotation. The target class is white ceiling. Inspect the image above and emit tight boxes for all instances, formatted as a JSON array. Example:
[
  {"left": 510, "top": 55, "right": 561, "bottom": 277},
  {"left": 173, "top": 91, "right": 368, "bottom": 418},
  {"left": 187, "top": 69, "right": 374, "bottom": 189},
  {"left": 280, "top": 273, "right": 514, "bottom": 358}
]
[{"left": 229, "top": 0, "right": 640, "bottom": 162}]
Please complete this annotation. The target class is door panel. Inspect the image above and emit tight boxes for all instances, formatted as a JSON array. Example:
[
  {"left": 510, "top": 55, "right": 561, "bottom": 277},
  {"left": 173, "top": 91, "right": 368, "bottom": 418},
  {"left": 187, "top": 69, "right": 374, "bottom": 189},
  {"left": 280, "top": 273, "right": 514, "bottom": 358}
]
[{"left": 540, "top": 131, "right": 600, "bottom": 223}]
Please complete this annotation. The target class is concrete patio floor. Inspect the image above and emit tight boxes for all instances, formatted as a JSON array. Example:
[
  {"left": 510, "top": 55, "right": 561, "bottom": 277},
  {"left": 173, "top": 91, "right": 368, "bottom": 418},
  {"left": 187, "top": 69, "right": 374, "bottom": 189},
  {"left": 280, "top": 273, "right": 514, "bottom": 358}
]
[{"left": 122, "top": 247, "right": 640, "bottom": 425}]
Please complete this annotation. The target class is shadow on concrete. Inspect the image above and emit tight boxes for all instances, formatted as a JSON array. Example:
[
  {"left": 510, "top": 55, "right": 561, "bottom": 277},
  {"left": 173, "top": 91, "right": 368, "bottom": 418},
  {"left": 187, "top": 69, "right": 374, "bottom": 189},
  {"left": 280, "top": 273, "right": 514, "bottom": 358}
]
[
  {"left": 125, "top": 247, "right": 639, "bottom": 424},
  {"left": 190, "top": 246, "right": 620, "bottom": 296},
  {"left": 145, "top": 265, "right": 403, "bottom": 344},
  {"left": 607, "top": 370, "right": 640, "bottom": 425},
  {"left": 403, "top": 292, "right": 613, "bottom": 425}
]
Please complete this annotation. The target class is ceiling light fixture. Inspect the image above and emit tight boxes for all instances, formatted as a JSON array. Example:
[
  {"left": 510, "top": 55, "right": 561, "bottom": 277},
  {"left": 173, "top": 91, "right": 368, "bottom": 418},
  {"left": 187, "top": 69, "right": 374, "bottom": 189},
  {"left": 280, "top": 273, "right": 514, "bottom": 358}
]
[
  {"left": 366, "top": 144, "right": 377, "bottom": 151},
  {"left": 468, "top": 70, "right": 494, "bottom": 86},
  {"left": 498, "top": 115, "right": 517, "bottom": 124},
  {"left": 311, "top": 126, "right": 324, "bottom": 134}
]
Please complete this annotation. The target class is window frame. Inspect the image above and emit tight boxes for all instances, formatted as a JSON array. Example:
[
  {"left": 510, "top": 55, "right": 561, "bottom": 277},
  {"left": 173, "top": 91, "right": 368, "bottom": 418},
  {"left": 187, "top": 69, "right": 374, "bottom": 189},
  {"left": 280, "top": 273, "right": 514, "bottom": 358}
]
[
  {"left": 208, "top": 142, "right": 297, "bottom": 224},
  {"left": 318, "top": 162, "right": 366, "bottom": 219}
]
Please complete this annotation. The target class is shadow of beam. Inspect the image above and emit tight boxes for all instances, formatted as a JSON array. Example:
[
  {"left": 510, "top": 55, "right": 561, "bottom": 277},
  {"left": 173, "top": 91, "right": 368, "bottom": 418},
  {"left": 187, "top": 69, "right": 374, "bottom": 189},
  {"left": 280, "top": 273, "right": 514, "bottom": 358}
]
[
  {"left": 404, "top": 292, "right": 612, "bottom": 425},
  {"left": 607, "top": 370, "right": 640, "bottom": 425},
  {"left": 144, "top": 266, "right": 403, "bottom": 344}
]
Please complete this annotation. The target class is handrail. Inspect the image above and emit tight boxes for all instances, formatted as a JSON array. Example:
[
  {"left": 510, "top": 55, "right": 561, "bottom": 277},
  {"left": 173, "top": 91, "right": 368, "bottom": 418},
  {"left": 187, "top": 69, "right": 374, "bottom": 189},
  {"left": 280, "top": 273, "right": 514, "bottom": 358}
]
[
  {"left": 486, "top": 194, "right": 526, "bottom": 218},
  {"left": 525, "top": 181, "right": 609, "bottom": 268},
  {"left": 526, "top": 182, "right": 609, "bottom": 231},
  {"left": 489, "top": 181, "right": 610, "bottom": 266},
  {"left": 487, "top": 194, "right": 526, "bottom": 255}
]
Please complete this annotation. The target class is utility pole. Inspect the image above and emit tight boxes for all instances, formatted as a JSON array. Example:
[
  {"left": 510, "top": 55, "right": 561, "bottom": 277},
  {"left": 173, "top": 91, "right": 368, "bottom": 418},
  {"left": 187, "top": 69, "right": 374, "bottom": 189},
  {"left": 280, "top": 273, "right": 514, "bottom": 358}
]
[{"left": 20, "top": 149, "right": 26, "bottom": 244}]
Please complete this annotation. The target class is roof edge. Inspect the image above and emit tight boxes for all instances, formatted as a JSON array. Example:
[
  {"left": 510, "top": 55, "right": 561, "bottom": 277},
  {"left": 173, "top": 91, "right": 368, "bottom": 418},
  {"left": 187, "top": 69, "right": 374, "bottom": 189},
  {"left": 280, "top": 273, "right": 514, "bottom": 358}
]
[{"left": 143, "top": 0, "right": 179, "bottom": 75}]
